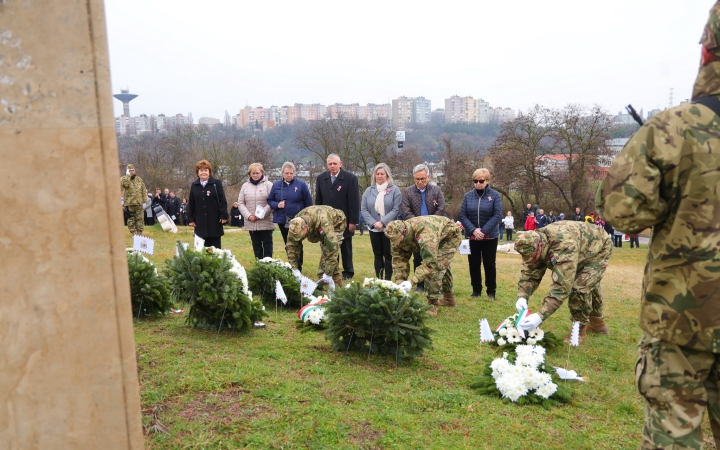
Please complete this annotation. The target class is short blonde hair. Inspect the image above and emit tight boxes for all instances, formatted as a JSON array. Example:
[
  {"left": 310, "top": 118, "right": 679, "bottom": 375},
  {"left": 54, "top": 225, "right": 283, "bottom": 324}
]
[
  {"left": 472, "top": 168, "right": 491, "bottom": 182},
  {"left": 247, "top": 163, "right": 265, "bottom": 175}
]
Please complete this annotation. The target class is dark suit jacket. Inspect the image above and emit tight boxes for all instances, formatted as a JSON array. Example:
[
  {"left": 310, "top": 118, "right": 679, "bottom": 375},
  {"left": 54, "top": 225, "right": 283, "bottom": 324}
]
[{"left": 315, "top": 168, "right": 360, "bottom": 229}]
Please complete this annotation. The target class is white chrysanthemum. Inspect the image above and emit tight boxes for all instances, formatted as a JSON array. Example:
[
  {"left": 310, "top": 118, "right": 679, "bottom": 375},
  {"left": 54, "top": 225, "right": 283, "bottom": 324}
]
[
  {"left": 497, "top": 337, "right": 506, "bottom": 346},
  {"left": 522, "top": 368, "right": 546, "bottom": 390},
  {"left": 527, "top": 338, "right": 537, "bottom": 345},
  {"left": 537, "top": 372, "right": 552, "bottom": 386},
  {"left": 536, "top": 382, "right": 558, "bottom": 399},
  {"left": 306, "top": 308, "right": 325, "bottom": 325},
  {"left": 515, "top": 345, "right": 533, "bottom": 357},
  {"left": 490, "top": 358, "right": 512, "bottom": 378},
  {"left": 506, "top": 328, "right": 520, "bottom": 341},
  {"left": 498, "top": 328, "right": 508, "bottom": 337}
]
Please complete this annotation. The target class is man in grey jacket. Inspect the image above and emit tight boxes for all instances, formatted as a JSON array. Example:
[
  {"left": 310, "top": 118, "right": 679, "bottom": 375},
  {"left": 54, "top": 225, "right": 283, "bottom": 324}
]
[{"left": 400, "top": 164, "right": 446, "bottom": 291}]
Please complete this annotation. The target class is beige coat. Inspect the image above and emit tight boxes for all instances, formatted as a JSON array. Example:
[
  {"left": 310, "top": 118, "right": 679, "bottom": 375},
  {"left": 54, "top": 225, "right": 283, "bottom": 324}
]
[{"left": 238, "top": 179, "right": 275, "bottom": 231}]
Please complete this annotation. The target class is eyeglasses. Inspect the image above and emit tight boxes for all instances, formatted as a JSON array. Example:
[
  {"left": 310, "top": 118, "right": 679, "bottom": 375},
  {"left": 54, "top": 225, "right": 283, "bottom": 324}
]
[{"left": 473, "top": 179, "right": 487, "bottom": 184}]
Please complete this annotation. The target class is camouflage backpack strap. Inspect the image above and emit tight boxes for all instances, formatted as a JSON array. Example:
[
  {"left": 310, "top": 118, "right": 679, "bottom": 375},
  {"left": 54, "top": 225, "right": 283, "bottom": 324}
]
[{"left": 692, "top": 96, "right": 720, "bottom": 116}]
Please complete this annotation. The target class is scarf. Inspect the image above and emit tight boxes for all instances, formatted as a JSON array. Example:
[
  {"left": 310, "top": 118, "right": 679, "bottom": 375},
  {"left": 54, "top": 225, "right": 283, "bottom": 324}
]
[
  {"left": 249, "top": 175, "right": 265, "bottom": 185},
  {"left": 375, "top": 182, "right": 389, "bottom": 218}
]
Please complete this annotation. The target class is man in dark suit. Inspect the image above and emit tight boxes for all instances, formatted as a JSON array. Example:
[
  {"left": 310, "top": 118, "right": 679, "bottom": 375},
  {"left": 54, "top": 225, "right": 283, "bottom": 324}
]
[{"left": 315, "top": 153, "right": 359, "bottom": 280}]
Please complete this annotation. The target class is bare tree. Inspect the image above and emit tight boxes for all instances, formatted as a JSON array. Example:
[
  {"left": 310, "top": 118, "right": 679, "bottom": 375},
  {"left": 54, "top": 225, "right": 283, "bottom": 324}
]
[
  {"left": 386, "top": 145, "right": 424, "bottom": 188},
  {"left": 439, "top": 133, "right": 485, "bottom": 220}
]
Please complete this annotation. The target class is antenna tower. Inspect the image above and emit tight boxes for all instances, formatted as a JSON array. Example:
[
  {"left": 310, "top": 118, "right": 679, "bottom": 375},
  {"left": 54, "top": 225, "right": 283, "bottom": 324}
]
[{"left": 669, "top": 88, "right": 674, "bottom": 108}]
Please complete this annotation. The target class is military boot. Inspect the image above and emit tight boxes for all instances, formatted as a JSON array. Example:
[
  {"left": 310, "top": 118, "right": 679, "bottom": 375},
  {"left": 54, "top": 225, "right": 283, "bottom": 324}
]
[
  {"left": 563, "top": 324, "right": 587, "bottom": 345},
  {"left": 426, "top": 300, "right": 438, "bottom": 316},
  {"left": 436, "top": 292, "right": 456, "bottom": 307},
  {"left": 332, "top": 273, "right": 343, "bottom": 289},
  {"left": 587, "top": 316, "right": 609, "bottom": 335}
]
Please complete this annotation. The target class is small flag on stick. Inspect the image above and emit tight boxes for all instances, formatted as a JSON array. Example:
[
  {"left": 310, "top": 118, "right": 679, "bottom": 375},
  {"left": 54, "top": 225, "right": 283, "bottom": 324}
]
[
  {"left": 275, "top": 280, "right": 288, "bottom": 305},
  {"left": 569, "top": 321, "right": 581, "bottom": 347},
  {"left": 194, "top": 234, "right": 205, "bottom": 250},
  {"left": 479, "top": 319, "right": 495, "bottom": 343},
  {"left": 133, "top": 234, "right": 155, "bottom": 255},
  {"left": 299, "top": 276, "right": 318, "bottom": 296}
]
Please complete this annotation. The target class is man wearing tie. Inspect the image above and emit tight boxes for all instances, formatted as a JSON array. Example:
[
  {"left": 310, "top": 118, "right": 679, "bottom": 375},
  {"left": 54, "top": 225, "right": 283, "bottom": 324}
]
[{"left": 315, "top": 153, "right": 360, "bottom": 280}]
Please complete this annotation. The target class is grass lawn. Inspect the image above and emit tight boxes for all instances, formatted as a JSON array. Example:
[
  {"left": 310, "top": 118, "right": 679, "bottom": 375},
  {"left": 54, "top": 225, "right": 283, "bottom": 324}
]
[{"left": 128, "top": 225, "right": 714, "bottom": 449}]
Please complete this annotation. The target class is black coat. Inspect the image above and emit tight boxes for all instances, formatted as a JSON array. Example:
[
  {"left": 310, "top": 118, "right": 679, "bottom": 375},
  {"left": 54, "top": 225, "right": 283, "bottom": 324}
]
[
  {"left": 230, "top": 206, "right": 244, "bottom": 227},
  {"left": 166, "top": 196, "right": 181, "bottom": 217},
  {"left": 315, "top": 168, "right": 359, "bottom": 235},
  {"left": 187, "top": 177, "right": 229, "bottom": 238}
]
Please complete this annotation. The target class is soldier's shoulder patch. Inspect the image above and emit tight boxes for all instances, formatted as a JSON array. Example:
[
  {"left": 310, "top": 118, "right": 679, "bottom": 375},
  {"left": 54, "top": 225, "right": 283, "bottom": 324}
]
[
  {"left": 549, "top": 253, "right": 557, "bottom": 265},
  {"left": 552, "top": 271, "right": 559, "bottom": 282}
]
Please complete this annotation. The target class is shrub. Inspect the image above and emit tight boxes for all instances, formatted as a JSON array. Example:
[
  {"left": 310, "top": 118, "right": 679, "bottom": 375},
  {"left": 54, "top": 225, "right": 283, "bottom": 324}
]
[
  {"left": 164, "top": 243, "right": 267, "bottom": 330},
  {"left": 127, "top": 250, "right": 173, "bottom": 318},
  {"left": 324, "top": 279, "right": 433, "bottom": 359}
]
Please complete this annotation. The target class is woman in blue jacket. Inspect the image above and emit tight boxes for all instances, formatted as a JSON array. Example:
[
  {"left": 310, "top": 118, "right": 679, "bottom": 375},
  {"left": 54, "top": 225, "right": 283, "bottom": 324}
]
[
  {"left": 459, "top": 168, "right": 503, "bottom": 300},
  {"left": 267, "top": 162, "right": 313, "bottom": 270}
]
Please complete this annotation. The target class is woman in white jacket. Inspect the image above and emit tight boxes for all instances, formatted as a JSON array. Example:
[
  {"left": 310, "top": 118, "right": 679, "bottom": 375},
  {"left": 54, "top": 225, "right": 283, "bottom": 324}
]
[
  {"left": 502, "top": 211, "right": 515, "bottom": 242},
  {"left": 360, "top": 163, "right": 402, "bottom": 280},
  {"left": 238, "top": 163, "right": 275, "bottom": 259}
]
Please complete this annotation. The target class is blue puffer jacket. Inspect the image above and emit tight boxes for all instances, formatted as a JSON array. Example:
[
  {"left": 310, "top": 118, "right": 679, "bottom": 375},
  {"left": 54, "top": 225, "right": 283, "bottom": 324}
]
[
  {"left": 459, "top": 186, "right": 503, "bottom": 239},
  {"left": 267, "top": 178, "right": 313, "bottom": 225}
]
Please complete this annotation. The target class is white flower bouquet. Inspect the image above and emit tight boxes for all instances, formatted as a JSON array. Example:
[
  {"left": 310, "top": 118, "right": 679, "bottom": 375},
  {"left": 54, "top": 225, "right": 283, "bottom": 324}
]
[
  {"left": 491, "top": 313, "right": 561, "bottom": 354},
  {"left": 295, "top": 295, "right": 331, "bottom": 332}
]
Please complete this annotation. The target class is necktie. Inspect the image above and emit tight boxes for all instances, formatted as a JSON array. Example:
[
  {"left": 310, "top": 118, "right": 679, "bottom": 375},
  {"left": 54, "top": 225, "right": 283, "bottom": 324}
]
[{"left": 331, "top": 175, "right": 336, "bottom": 184}]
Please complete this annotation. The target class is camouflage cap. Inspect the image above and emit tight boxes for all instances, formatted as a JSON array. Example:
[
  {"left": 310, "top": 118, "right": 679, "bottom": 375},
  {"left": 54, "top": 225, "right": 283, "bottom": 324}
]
[
  {"left": 287, "top": 217, "right": 307, "bottom": 242},
  {"left": 701, "top": 3, "right": 720, "bottom": 53},
  {"left": 127, "top": 164, "right": 135, "bottom": 171},
  {"left": 384, "top": 220, "right": 407, "bottom": 245},
  {"left": 514, "top": 231, "right": 542, "bottom": 263}
]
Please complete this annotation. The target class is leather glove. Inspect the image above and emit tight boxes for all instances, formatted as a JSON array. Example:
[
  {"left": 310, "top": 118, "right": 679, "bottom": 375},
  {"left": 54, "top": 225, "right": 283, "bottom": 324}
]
[
  {"left": 321, "top": 273, "right": 335, "bottom": 290},
  {"left": 518, "top": 313, "right": 543, "bottom": 332},
  {"left": 515, "top": 297, "right": 528, "bottom": 312},
  {"left": 398, "top": 281, "right": 412, "bottom": 293},
  {"left": 292, "top": 269, "right": 302, "bottom": 280}
]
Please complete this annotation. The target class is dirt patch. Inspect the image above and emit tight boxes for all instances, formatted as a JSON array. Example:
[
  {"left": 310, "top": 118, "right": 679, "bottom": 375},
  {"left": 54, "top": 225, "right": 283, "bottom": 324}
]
[
  {"left": 347, "top": 420, "right": 385, "bottom": 449},
  {"left": 165, "top": 386, "right": 271, "bottom": 426}
]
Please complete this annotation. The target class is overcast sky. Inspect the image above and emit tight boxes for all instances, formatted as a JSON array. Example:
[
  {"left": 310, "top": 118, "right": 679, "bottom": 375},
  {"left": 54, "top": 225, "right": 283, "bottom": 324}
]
[{"left": 105, "top": 0, "right": 710, "bottom": 120}]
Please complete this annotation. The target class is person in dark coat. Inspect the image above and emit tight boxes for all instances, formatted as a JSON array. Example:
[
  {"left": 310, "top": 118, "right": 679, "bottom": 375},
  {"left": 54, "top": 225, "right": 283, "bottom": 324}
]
[
  {"left": 315, "top": 153, "right": 359, "bottom": 280},
  {"left": 187, "top": 159, "right": 228, "bottom": 248},
  {"left": 230, "top": 202, "right": 244, "bottom": 227},
  {"left": 180, "top": 198, "right": 189, "bottom": 225},
  {"left": 267, "top": 161, "right": 313, "bottom": 270},
  {"left": 165, "top": 191, "right": 182, "bottom": 226},
  {"left": 459, "top": 168, "right": 503, "bottom": 300}
]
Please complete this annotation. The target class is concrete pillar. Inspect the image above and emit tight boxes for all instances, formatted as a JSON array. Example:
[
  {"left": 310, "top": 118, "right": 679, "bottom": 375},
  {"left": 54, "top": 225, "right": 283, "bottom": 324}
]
[{"left": 0, "top": 0, "right": 143, "bottom": 448}]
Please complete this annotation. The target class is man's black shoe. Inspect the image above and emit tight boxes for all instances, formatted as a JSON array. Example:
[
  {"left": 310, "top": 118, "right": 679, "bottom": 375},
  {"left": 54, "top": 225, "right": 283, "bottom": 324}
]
[{"left": 470, "top": 291, "right": 481, "bottom": 298}]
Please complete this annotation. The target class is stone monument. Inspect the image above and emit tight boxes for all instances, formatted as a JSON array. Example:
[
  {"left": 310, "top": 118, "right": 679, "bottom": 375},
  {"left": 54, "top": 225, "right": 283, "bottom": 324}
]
[{"left": 0, "top": 0, "right": 143, "bottom": 448}]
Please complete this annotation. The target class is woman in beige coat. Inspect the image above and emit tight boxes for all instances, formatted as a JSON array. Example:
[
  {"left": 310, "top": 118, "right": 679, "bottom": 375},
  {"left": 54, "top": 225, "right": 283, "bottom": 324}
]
[{"left": 238, "top": 163, "right": 275, "bottom": 259}]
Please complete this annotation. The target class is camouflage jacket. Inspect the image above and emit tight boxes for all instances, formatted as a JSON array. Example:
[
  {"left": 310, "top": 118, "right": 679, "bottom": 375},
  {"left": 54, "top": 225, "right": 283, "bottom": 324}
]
[
  {"left": 517, "top": 221, "right": 612, "bottom": 320},
  {"left": 120, "top": 174, "right": 147, "bottom": 206},
  {"left": 287, "top": 206, "right": 346, "bottom": 270},
  {"left": 392, "top": 215, "right": 461, "bottom": 284},
  {"left": 597, "top": 66, "right": 720, "bottom": 350}
]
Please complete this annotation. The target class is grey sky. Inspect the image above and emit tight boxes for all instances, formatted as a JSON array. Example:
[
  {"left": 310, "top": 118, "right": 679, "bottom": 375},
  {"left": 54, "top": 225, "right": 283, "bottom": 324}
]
[{"left": 106, "top": 0, "right": 710, "bottom": 120}]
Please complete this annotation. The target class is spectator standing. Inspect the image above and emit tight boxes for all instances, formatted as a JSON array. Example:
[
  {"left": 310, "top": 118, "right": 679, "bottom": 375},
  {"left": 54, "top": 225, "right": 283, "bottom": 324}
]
[
  {"left": 315, "top": 154, "right": 360, "bottom": 280},
  {"left": 119, "top": 164, "right": 146, "bottom": 235},
  {"left": 536, "top": 209, "right": 548, "bottom": 228},
  {"left": 400, "top": 163, "right": 446, "bottom": 291},
  {"left": 613, "top": 227, "right": 624, "bottom": 248},
  {"left": 524, "top": 212, "right": 536, "bottom": 231},
  {"left": 556, "top": 213, "right": 565, "bottom": 221},
  {"left": 547, "top": 211, "right": 556, "bottom": 225},
  {"left": 180, "top": 198, "right": 188, "bottom": 225},
  {"left": 187, "top": 159, "right": 229, "bottom": 248},
  {"left": 598, "top": 6, "right": 720, "bottom": 444},
  {"left": 144, "top": 192, "right": 154, "bottom": 226},
  {"left": 360, "top": 163, "right": 402, "bottom": 280},
  {"left": 238, "top": 163, "right": 275, "bottom": 259},
  {"left": 166, "top": 191, "right": 182, "bottom": 226},
  {"left": 459, "top": 168, "right": 503, "bottom": 299},
  {"left": 268, "top": 161, "right": 312, "bottom": 270},
  {"left": 629, "top": 235, "right": 640, "bottom": 248},
  {"left": 571, "top": 207, "right": 584, "bottom": 221},
  {"left": 522, "top": 203, "right": 534, "bottom": 230},
  {"left": 503, "top": 211, "right": 515, "bottom": 241},
  {"left": 230, "top": 202, "right": 244, "bottom": 227}
]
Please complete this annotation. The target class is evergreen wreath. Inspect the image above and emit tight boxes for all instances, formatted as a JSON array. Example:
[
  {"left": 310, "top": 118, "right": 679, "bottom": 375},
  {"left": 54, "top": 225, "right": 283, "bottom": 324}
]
[
  {"left": 164, "top": 243, "right": 267, "bottom": 330},
  {"left": 324, "top": 279, "right": 433, "bottom": 359},
  {"left": 246, "top": 257, "right": 305, "bottom": 308},
  {"left": 127, "top": 250, "right": 173, "bottom": 318}
]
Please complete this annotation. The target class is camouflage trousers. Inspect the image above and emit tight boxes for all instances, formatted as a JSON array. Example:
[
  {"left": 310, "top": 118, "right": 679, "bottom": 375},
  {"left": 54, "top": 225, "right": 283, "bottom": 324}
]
[
  {"left": 126, "top": 205, "right": 144, "bottom": 235},
  {"left": 637, "top": 332, "right": 720, "bottom": 449},
  {"left": 567, "top": 238, "right": 611, "bottom": 324},
  {"left": 315, "top": 241, "right": 341, "bottom": 278},
  {"left": 423, "top": 247, "right": 455, "bottom": 303}
]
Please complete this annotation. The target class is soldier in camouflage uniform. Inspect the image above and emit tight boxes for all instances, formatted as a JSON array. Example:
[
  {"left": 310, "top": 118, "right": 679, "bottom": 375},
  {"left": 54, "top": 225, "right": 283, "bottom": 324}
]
[
  {"left": 120, "top": 164, "right": 147, "bottom": 235},
  {"left": 287, "top": 205, "right": 346, "bottom": 287},
  {"left": 384, "top": 216, "right": 462, "bottom": 316},
  {"left": 596, "top": 4, "right": 720, "bottom": 448},
  {"left": 513, "top": 221, "right": 612, "bottom": 344}
]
